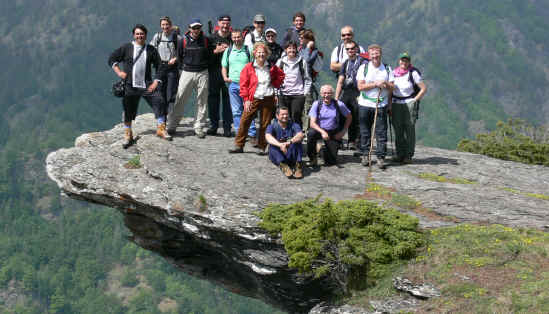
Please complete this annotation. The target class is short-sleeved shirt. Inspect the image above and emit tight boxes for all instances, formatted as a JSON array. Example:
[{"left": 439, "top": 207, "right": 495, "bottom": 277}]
[
  {"left": 244, "top": 30, "right": 266, "bottom": 48},
  {"left": 330, "top": 43, "right": 365, "bottom": 65},
  {"left": 221, "top": 45, "right": 251, "bottom": 83},
  {"left": 339, "top": 56, "right": 367, "bottom": 89},
  {"left": 392, "top": 70, "right": 422, "bottom": 104},
  {"left": 356, "top": 62, "right": 394, "bottom": 108},
  {"left": 308, "top": 99, "right": 351, "bottom": 131},
  {"left": 266, "top": 121, "right": 302, "bottom": 142}
]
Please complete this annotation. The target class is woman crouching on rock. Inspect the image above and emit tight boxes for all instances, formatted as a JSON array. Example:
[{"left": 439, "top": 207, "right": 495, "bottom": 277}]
[{"left": 229, "top": 42, "right": 285, "bottom": 155}]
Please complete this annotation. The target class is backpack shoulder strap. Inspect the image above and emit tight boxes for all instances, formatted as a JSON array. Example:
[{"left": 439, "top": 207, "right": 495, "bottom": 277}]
[
  {"left": 155, "top": 32, "right": 162, "bottom": 47},
  {"left": 337, "top": 43, "right": 342, "bottom": 62}
]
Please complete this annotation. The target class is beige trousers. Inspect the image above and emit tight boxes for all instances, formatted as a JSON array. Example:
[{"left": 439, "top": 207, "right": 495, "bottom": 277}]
[{"left": 168, "top": 69, "right": 209, "bottom": 133}]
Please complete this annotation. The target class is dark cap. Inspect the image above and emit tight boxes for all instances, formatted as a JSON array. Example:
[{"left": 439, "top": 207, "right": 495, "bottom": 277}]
[
  {"left": 189, "top": 18, "right": 202, "bottom": 27},
  {"left": 218, "top": 14, "right": 231, "bottom": 21}
]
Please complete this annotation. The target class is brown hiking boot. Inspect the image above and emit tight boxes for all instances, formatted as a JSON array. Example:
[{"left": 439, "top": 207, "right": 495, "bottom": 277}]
[
  {"left": 156, "top": 123, "right": 172, "bottom": 141},
  {"left": 293, "top": 162, "right": 303, "bottom": 179},
  {"left": 279, "top": 163, "right": 293, "bottom": 178},
  {"left": 248, "top": 136, "right": 258, "bottom": 147},
  {"left": 122, "top": 128, "right": 133, "bottom": 149}
]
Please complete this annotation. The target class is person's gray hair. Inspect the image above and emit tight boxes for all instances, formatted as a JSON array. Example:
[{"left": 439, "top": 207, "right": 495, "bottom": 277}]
[{"left": 320, "top": 85, "right": 334, "bottom": 94}]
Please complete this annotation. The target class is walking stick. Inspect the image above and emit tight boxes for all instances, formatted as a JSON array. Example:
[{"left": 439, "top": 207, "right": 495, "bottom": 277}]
[{"left": 368, "top": 88, "right": 382, "bottom": 168}]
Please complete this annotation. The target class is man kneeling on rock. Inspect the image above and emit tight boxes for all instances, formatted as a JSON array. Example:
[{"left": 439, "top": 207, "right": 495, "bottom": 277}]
[
  {"left": 265, "top": 106, "right": 305, "bottom": 179},
  {"left": 307, "top": 85, "right": 352, "bottom": 166}
]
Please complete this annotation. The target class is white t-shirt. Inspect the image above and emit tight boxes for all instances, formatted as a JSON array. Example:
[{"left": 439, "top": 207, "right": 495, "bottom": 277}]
[
  {"left": 392, "top": 70, "right": 422, "bottom": 104},
  {"left": 355, "top": 62, "right": 394, "bottom": 108},
  {"left": 330, "top": 43, "right": 365, "bottom": 64},
  {"left": 244, "top": 30, "right": 266, "bottom": 48}
]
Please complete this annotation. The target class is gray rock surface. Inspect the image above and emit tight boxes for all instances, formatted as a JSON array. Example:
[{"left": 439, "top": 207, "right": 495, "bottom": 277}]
[{"left": 46, "top": 114, "right": 549, "bottom": 313}]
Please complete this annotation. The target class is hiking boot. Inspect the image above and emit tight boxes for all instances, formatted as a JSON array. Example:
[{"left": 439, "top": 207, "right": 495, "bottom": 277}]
[
  {"left": 122, "top": 128, "right": 133, "bottom": 149},
  {"left": 293, "top": 162, "right": 303, "bottom": 179},
  {"left": 377, "top": 157, "right": 386, "bottom": 169},
  {"left": 392, "top": 156, "right": 405, "bottom": 163},
  {"left": 196, "top": 131, "right": 206, "bottom": 139},
  {"left": 349, "top": 141, "right": 357, "bottom": 151},
  {"left": 307, "top": 155, "right": 318, "bottom": 167},
  {"left": 206, "top": 128, "right": 218, "bottom": 136},
  {"left": 279, "top": 163, "right": 293, "bottom": 178},
  {"left": 248, "top": 136, "right": 258, "bottom": 147},
  {"left": 403, "top": 157, "right": 413, "bottom": 164},
  {"left": 361, "top": 155, "right": 370, "bottom": 167},
  {"left": 156, "top": 123, "right": 173, "bottom": 141},
  {"left": 223, "top": 129, "right": 232, "bottom": 137},
  {"left": 228, "top": 146, "right": 244, "bottom": 154}
]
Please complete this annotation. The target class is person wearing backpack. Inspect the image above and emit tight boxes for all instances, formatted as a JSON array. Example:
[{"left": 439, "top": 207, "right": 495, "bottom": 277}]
[
  {"left": 276, "top": 41, "right": 312, "bottom": 129},
  {"left": 265, "top": 28, "right": 283, "bottom": 65},
  {"left": 281, "top": 12, "right": 306, "bottom": 49},
  {"left": 150, "top": 16, "right": 181, "bottom": 121},
  {"left": 244, "top": 14, "right": 267, "bottom": 47},
  {"left": 356, "top": 44, "right": 394, "bottom": 169},
  {"left": 108, "top": 24, "right": 170, "bottom": 148},
  {"left": 167, "top": 18, "right": 211, "bottom": 138},
  {"left": 307, "top": 85, "right": 352, "bottom": 167},
  {"left": 330, "top": 26, "right": 365, "bottom": 75},
  {"left": 265, "top": 106, "right": 305, "bottom": 179},
  {"left": 391, "top": 52, "right": 427, "bottom": 164},
  {"left": 221, "top": 29, "right": 257, "bottom": 141},
  {"left": 206, "top": 14, "right": 233, "bottom": 137},
  {"left": 298, "top": 29, "right": 323, "bottom": 132},
  {"left": 335, "top": 40, "right": 367, "bottom": 151},
  {"left": 228, "top": 42, "right": 285, "bottom": 154}
]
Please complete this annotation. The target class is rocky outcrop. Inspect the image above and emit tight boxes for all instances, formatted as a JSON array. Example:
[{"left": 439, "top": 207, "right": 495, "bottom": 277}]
[{"left": 46, "top": 114, "right": 549, "bottom": 313}]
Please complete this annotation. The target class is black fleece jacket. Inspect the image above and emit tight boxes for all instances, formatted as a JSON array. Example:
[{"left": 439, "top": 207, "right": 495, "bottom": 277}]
[{"left": 108, "top": 43, "right": 165, "bottom": 86}]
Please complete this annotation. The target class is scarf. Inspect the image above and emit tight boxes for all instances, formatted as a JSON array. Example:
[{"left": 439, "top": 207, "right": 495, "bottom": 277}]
[{"left": 393, "top": 64, "right": 413, "bottom": 77}]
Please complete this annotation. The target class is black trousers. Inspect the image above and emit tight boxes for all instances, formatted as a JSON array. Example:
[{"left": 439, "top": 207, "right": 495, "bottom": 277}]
[
  {"left": 160, "top": 65, "right": 179, "bottom": 110},
  {"left": 122, "top": 85, "right": 166, "bottom": 123},
  {"left": 307, "top": 128, "right": 340, "bottom": 165},
  {"left": 280, "top": 94, "right": 306, "bottom": 129},
  {"left": 207, "top": 67, "right": 232, "bottom": 131},
  {"left": 359, "top": 106, "right": 388, "bottom": 158},
  {"left": 339, "top": 88, "right": 360, "bottom": 143}
]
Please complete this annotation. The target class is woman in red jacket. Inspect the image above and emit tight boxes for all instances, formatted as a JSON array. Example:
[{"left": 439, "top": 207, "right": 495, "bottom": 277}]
[{"left": 228, "top": 42, "right": 285, "bottom": 154}]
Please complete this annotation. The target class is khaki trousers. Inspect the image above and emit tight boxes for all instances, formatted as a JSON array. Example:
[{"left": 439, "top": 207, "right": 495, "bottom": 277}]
[{"left": 168, "top": 69, "right": 208, "bottom": 133}]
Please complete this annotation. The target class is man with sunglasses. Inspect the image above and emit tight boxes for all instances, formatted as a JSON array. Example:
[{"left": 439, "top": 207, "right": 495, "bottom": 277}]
[
  {"left": 168, "top": 18, "right": 211, "bottom": 138},
  {"left": 335, "top": 40, "right": 367, "bottom": 151},
  {"left": 330, "top": 26, "right": 365, "bottom": 74},
  {"left": 206, "top": 14, "right": 233, "bottom": 137},
  {"left": 244, "top": 14, "right": 267, "bottom": 47}
]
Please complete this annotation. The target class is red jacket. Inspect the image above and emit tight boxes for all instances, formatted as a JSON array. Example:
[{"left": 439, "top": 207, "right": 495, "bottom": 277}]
[{"left": 239, "top": 62, "right": 285, "bottom": 102}]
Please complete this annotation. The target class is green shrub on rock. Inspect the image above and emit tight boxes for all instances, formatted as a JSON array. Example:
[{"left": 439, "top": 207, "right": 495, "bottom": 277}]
[
  {"left": 258, "top": 198, "right": 426, "bottom": 290},
  {"left": 458, "top": 119, "right": 549, "bottom": 166}
]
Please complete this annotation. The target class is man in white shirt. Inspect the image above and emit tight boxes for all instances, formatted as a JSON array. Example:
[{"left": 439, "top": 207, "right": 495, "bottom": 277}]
[
  {"left": 244, "top": 14, "right": 267, "bottom": 47},
  {"left": 329, "top": 26, "right": 365, "bottom": 75},
  {"left": 356, "top": 44, "right": 394, "bottom": 169}
]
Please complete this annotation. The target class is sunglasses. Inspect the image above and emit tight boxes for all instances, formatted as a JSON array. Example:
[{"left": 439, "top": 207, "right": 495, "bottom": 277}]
[
  {"left": 345, "top": 47, "right": 356, "bottom": 51},
  {"left": 254, "top": 21, "right": 265, "bottom": 24},
  {"left": 341, "top": 33, "right": 353, "bottom": 37},
  {"left": 191, "top": 26, "right": 202, "bottom": 30},
  {"left": 266, "top": 34, "right": 275, "bottom": 37}
]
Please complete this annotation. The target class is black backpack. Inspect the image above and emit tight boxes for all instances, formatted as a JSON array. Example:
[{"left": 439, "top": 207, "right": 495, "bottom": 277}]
[
  {"left": 315, "top": 99, "right": 346, "bottom": 132},
  {"left": 154, "top": 32, "right": 178, "bottom": 50},
  {"left": 242, "top": 25, "right": 257, "bottom": 44}
]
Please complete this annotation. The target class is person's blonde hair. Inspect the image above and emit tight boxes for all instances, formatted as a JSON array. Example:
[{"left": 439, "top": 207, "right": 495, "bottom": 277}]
[
  {"left": 368, "top": 44, "right": 382, "bottom": 52},
  {"left": 252, "top": 41, "right": 271, "bottom": 57}
]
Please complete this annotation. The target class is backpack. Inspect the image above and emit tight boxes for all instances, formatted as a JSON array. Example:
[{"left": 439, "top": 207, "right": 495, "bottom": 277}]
[
  {"left": 242, "top": 25, "right": 257, "bottom": 44},
  {"left": 181, "top": 31, "right": 209, "bottom": 50},
  {"left": 392, "top": 67, "right": 422, "bottom": 120},
  {"left": 155, "top": 31, "right": 178, "bottom": 49},
  {"left": 225, "top": 44, "right": 252, "bottom": 73},
  {"left": 341, "top": 55, "right": 368, "bottom": 89},
  {"left": 332, "top": 43, "right": 362, "bottom": 75},
  {"left": 315, "top": 99, "right": 346, "bottom": 132}
]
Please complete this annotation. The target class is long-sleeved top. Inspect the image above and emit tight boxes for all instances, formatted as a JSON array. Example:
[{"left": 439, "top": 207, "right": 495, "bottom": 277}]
[
  {"left": 239, "top": 62, "right": 285, "bottom": 102},
  {"left": 108, "top": 42, "right": 164, "bottom": 87},
  {"left": 281, "top": 26, "right": 301, "bottom": 48},
  {"left": 267, "top": 42, "right": 283, "bottom": 65},
  {"left": 276, "top": 55, "right": 312, "bottom": 96},
  {"left": 177, "top": 32, "right": 211, "bottom": 72}
]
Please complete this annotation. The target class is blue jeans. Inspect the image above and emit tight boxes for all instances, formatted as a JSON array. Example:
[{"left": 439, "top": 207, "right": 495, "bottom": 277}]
[
  {"left": 359, "top": 106, "right": 388, "bottom": 159},
  {"left": 229, "top": 82, "right": 256, "bottom": 136}
]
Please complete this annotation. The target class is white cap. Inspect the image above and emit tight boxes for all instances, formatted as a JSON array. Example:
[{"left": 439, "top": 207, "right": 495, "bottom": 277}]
[{"left": 265, "top": 28, "right": 277, "bottom": 35}]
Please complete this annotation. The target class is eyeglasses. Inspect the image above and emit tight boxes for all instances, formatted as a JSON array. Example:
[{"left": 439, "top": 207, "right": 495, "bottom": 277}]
[
  {"left": 341, "top": 33, "right": 353, "bottom": 37},
  {"left": 345, "top": 47, "right": 356, "bottom": 51},
  {"left": 266, "top": 34, "right": 275, "bottom": 37},
  {"left": 254, "top": 21, "right": 265, "bottom": 24},
  {"left": 191, "top": 26, "right": 202, "bottom": 30}
]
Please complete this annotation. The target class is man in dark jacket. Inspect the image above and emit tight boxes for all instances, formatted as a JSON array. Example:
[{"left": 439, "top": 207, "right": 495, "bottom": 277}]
[
  {"left": 109, "top": 24, "right": 170, "bottom": 148},
  {"left": 167, "top": 18, "right": 211, "bottom": 138},
  {"left": 206, "top": 14, "right": 233, "bottom": 137},
  {"left": 281, "top": 12, "right": 306, "bottom": 49}
]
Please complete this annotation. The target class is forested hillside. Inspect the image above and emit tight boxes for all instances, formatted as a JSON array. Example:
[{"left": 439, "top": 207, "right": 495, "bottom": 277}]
[{"left": 1, "top": 0, "right": 548, "bottom": 312}]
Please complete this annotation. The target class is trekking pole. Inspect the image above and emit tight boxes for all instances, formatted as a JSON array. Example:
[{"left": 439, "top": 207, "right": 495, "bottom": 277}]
[{"left": 368, "top": 88, "right": 382, "bottom": 168}]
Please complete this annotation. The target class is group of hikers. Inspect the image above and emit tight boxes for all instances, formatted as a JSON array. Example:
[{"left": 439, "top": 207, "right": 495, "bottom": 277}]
[{"left": 108, "top": 12, "right": 427, "bottom": 179}]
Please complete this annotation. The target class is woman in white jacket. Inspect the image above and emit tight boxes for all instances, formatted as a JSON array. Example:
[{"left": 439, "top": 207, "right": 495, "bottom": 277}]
[{"left": 276, "top": 41, "right": 312, "bottom": 129}]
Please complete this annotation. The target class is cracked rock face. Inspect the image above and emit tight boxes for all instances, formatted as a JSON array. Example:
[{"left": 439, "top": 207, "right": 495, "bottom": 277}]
[{"left": 46, "top": 114, "right": 549, "bottom": 313}]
